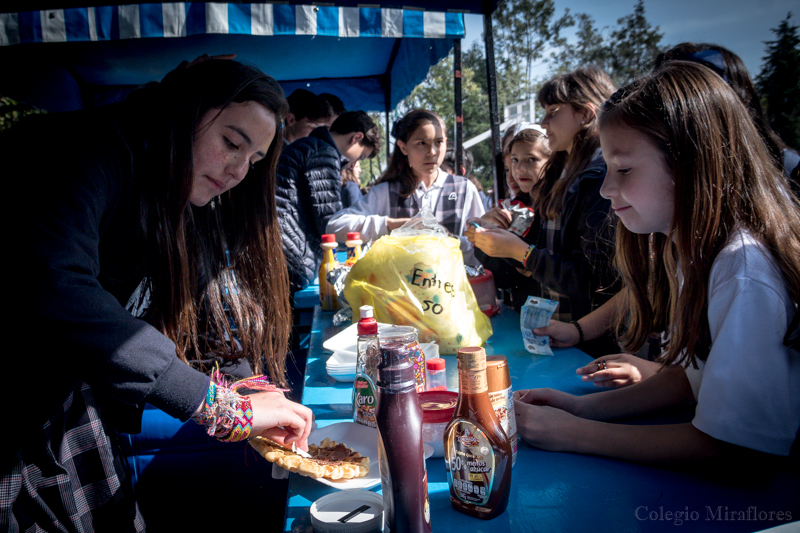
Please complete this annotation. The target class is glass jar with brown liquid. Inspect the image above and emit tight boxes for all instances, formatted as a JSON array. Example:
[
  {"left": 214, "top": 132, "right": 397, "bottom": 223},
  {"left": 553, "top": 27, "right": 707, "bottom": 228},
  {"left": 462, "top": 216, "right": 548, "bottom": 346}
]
[{"left": 444, "top": 346, "right": 512, "bottom": 519}]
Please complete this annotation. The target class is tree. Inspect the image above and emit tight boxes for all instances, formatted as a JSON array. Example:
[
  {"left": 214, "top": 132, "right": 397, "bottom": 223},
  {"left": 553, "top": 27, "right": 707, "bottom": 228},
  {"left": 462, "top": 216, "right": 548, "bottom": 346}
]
[
  {"left": 757, "top": 12, "right": 800, "bottom": 149},
  {"left": 547, "top": 0, "right": 664, "bottom": 87}
]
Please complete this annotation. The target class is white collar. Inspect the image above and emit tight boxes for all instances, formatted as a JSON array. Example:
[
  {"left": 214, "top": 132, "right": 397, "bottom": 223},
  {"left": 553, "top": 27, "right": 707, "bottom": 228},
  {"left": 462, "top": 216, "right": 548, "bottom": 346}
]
[{"left": 416, "top": 169, "right": 448, "bottom": 193}]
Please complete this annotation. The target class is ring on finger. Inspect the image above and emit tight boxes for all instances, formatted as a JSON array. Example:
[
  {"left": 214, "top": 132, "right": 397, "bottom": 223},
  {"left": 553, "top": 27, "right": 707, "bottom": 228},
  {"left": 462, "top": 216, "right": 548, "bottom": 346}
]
[{"left": 596, "top": 360, "right": 607, "bottom": 371}]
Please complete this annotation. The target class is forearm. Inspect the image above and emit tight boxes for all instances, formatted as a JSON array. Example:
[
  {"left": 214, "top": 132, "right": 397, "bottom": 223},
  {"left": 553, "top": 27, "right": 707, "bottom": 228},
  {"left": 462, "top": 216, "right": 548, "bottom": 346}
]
[
  {"left": 574, "top": 365, "right": 695, "bottom": 421},
  {"left": 575, "top": 292, "right": 624, "bottom": 342}
]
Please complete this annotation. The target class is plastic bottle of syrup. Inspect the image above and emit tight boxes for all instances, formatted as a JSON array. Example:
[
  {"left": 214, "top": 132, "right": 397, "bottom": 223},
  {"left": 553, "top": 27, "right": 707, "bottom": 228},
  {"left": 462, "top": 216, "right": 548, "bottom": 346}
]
[
  {"left": 486, "top": 355, "right": 518, "bottom": 467},
  {"left": 319, "top": 234, "right": 340, "bottom": 311},
  {"left": 376, "top": 341, "right": 432, "bottom": 533},
  {"left": 352, "top": 305, "right": 379, "bottom": 427},
  {"left": 344, "top": 231, "right": 363, "bottom": 267},
  {"left": 444, "top": 346, "right": 512, "bottom": 520}
]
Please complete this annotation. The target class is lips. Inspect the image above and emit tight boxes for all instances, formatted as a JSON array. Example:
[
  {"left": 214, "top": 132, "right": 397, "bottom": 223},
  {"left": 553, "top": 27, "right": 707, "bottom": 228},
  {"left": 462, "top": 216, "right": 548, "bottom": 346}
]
[
  {"left": 206, "top": 176, "right": 225, "bottom": 191},
  {"left": 613, "top": 206, "right": 631, "bottom": 214}
]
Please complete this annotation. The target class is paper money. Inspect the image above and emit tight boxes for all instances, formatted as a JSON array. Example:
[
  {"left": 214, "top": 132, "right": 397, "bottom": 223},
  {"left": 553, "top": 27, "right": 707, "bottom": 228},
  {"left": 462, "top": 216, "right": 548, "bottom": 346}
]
[{"left": 520, "top": 296, "right": 559, "bottom": 355}]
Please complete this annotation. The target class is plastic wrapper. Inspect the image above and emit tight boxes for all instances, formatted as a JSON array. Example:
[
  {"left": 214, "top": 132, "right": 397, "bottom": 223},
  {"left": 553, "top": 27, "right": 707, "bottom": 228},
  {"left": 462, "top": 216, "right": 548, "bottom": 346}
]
[
  {"left": 501, "top": 199, "right": 536, "bottom": 237},
  {"left": 343, "top": 208, "right": 492, "bottom": 354},
  {"left": 520, "top": 295, "right": 558, "bottom": 355}
]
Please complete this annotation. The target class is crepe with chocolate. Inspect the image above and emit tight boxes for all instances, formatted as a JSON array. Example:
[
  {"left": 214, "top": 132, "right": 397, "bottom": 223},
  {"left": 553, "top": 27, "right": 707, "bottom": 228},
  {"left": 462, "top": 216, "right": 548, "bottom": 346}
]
[{"left": 249, "top": 436, "right": 370, "bottom": 480}]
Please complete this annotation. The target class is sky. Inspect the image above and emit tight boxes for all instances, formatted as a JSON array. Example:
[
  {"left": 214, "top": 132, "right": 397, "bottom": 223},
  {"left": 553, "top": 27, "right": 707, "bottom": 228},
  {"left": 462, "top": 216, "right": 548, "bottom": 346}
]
[{"left": 463, "top": 0, "right": 797, "bottom": 81}]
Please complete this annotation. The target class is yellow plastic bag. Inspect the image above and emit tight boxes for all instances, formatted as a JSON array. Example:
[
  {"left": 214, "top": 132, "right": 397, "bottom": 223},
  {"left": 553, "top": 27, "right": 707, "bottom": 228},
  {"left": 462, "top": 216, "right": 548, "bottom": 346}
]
[{"left": 343, "top": 228, "right": 492, "bottom": 355}]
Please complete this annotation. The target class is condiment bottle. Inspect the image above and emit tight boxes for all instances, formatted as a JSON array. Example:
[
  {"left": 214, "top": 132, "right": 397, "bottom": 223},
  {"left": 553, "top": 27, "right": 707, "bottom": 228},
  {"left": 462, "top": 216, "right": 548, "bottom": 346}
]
[
  {"left": 352, "top": 305, "right": 379, "bottom": 428},
  {"left": 444, "top": 346, "right": 512, "bottom": 520},
  {"left": 486, "top": 355, "right": 518, "bottom": 467},
  {"left": 376, "top": 341, "right": 432, "bottom": 533},
  {"left": 344, "top": 231, "right": 363, "bottom": 267},
  {"left": 425, "top": 358, "right": 447, "bottom": 391},
  {"left": 319, "top": 234, "right": 340, "bottom": 311},
  {"left": 379, "top": 326, "right": 426, "bottom": 392}
]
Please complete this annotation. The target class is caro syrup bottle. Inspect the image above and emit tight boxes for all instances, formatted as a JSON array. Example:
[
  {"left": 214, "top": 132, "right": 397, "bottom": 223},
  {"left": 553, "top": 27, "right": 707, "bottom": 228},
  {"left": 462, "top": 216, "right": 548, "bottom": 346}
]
[
  {"left": 352, "top": 305, "right": 379, "bottom": 427},
  {"left": 376, "top": 341, "right": 432, "bottom": 533},
  {"left": 444, "top": 346, "right": 512, "bottom": 519}
]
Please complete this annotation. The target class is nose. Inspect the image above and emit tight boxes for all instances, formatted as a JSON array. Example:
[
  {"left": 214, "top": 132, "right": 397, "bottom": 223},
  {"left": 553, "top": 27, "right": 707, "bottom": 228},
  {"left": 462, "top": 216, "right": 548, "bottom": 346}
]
[
  {"left": 227, "top": 155, "right": 250, "bottom": 182},
  {"left": 599, "top": 169, "right": 615, "bottom": 200}
]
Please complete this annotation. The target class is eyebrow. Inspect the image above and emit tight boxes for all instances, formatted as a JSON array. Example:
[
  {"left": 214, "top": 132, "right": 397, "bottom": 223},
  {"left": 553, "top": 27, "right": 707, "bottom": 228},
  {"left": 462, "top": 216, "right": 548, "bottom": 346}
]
[{"left": 226, "top": 125, "right": 266, "bottom": 158}]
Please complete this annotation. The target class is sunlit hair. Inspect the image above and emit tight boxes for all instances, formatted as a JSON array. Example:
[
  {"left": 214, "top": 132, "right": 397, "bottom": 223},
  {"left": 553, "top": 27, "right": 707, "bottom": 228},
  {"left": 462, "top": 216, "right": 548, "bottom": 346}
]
[
  {"left": 601, "top": 62, "right": 800, "bottom": 366},
  {"left": 376, "top": 109, "right": 445, "bottom": 198},
  {"left": 536, "top": 66, "right": 616, "bottom": 219},
  {"left": 129, "top": 59, "right": 292, "bottom": 384},
  {"left": 654, "top": 42, "right": 790, "bottom": 173},
  {"left": 508, "top": 127, "right": 551, "bottom": 206}
]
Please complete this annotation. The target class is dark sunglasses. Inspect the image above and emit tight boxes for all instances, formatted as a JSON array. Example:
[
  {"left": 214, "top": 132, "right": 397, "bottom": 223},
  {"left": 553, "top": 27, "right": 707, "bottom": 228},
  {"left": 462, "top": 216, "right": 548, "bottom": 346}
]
[{"left": 684, "top": 50, "right": 730, "bottom": 83}]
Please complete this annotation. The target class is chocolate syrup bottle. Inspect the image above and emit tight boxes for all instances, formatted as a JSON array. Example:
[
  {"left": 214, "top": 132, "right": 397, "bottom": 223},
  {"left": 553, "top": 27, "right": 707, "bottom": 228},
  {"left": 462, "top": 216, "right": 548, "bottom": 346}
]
[
  {"left": 444, "top": 346, "right": 512, "bottom": 519},
  {"left": 376, "top": 341, "right": 432, "bottom": 533}
]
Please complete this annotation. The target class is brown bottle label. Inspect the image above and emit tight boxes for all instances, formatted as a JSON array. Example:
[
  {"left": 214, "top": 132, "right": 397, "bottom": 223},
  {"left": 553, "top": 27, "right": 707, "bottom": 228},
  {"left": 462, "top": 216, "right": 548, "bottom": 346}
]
[
  {"left": 445, "top": 420, "right": 495, "bottom": 506},
  {"left": 459, "top": 370, "right": 488, "bottom": 394}
]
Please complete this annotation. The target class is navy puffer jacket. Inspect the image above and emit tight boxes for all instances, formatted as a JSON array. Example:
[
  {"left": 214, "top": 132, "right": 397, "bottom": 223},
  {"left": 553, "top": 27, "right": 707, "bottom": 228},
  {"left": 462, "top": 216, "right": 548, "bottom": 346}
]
[{"left": 276, "top": 127, "right": 344, "bottom": 292}]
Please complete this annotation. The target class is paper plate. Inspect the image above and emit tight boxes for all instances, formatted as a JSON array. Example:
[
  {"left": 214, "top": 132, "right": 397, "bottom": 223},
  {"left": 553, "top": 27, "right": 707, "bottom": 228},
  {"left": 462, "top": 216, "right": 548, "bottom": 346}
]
[
  {"left": 322, "top": 322, "right": 394, "bottom": 358},
  {"left": 309, "top": 422, "right": 380, "bottom": 490}
]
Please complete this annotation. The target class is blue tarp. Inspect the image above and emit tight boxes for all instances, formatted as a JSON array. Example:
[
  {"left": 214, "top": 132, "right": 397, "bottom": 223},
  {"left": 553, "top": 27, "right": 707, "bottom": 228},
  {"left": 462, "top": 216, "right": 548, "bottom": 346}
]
[{"left": 0, "top": 3, "right": 468, "bottom": 112}]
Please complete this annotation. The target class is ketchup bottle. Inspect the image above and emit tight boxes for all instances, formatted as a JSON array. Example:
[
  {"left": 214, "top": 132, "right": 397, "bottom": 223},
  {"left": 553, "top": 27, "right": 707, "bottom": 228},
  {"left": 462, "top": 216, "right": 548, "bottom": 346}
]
[
  {"left": 444, "top": 346, "right": 512, "bottom": 519},
  {"left": 376, "top": 341, "right": 432, "bottom": 533}
]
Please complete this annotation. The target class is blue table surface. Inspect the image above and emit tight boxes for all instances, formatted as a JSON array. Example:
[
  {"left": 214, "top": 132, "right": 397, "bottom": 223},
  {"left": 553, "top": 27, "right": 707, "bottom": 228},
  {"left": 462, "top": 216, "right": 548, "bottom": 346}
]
[{"left": 284, "top": 306, "right": 800, "bottom": 533}]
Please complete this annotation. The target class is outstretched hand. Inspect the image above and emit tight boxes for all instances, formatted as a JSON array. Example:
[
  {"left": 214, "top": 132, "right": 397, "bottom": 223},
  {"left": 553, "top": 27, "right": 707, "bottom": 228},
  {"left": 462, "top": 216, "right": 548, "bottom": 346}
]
[
  {"left": 532, "top": 319, "right": 580, "bottom": 348},
  {"left": 576, "top": 354, "right": 661, "bottom": 389},
  {"left": 249, "top": 391, "right": 314, "bottom": 451},
  {"left": 465, "top": 223, "right": 527, "bottom": 260},
  {"left": 513, "top": 388, "right": 581, "bottom": 452}
]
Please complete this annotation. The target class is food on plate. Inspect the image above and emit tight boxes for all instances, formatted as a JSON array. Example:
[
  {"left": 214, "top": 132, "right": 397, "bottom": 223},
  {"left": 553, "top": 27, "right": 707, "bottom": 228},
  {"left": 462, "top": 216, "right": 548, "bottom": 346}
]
[{"left": 249, "top": 436, "right": 370, "bottom": 481}]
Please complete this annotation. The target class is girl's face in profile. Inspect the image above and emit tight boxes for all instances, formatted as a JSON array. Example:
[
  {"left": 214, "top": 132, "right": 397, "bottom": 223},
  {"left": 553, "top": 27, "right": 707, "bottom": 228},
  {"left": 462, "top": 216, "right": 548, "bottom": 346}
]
[
  {"left": 600, "top": 123, "right": 675, "bottom": 235},
  {"left": 541, "top": 103, "right": 585, "bottom": 153},
  {"left": 510, "top": 139, "right": 549, "bottom": 194},
  {"left": 397, "top": 120, "right": 446, "bottom": 182},
  {"left": 190, "top": 101, "right": 277, "bottom": 207}
]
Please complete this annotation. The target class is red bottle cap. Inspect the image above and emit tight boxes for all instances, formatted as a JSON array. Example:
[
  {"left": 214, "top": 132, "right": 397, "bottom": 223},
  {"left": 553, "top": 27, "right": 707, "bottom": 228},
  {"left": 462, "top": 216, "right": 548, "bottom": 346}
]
[
  {"left": 321, "top": 234, "right": 336, "bottom": 243},
  {"left": 346, "top": 232, "right": 361, "bottom": 241},
  {"left": 357, "top": 305, "right": 378, "bottom": 335},
  {"left": 426, "top": 358, "right": 446, "bottom": 371}
]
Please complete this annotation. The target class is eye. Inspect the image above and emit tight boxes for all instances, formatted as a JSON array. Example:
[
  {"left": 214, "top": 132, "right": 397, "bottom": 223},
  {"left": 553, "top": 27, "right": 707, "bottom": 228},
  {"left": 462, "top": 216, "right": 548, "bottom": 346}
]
[
  {"left": 225, "top": 137, "right": 239, "bottom": 150},
  {"left": 618, "top": 168, "right": 631, "bottom": 175}
]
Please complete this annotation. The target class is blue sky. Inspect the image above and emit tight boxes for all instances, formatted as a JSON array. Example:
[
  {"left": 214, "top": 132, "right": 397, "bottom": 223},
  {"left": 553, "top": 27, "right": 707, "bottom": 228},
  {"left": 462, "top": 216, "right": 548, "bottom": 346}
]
[{"left": 464, "top": 0, "right": 797, "bottom": 81}]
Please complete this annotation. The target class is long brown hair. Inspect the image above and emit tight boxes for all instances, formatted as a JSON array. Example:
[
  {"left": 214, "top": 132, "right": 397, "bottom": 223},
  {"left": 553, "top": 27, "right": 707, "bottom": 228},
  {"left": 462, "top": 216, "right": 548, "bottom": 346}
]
[
  {"left": 535, "top": 67, "right": 615, "bottom": 219},
  {"left": 602, "top": 62, "right": 800, "bottom": 366},
  {"left": 133, "top": 60, "right": 292, "bottom": 384},
  {"left": 376, "top": 109, "right": 444, "bottom": 198}
]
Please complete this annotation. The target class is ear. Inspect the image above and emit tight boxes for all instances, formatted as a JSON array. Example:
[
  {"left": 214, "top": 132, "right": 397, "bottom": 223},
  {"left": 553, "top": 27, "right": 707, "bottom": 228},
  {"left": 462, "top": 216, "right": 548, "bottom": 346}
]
[
  {"left": 350, "top": 132, "right": 365, "bottom": 146},
  {"left": 581, "top": 104, "right": 597, "bottom": 125},
  {"left": 286, "top": 113, "right": 296, "bottom": 127},
  {"left": 397, "top": 139, "right": 408, "bottom": 156}
]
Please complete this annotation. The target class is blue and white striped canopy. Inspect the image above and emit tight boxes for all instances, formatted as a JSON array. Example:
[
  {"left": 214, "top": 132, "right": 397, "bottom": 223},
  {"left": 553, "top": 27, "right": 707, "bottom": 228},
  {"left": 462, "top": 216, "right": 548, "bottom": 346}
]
[
  {"left": 0, "top": 3, "right": 466, "bottom": 113},
  {"left": 0, "top": 4, "right": 465, "bottom": 45}
]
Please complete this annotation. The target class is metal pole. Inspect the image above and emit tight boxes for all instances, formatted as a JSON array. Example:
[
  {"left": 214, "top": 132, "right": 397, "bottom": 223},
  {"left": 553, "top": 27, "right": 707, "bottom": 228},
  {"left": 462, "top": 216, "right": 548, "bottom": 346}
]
[
  {"left": 482, "top": 5, "right": 502, "bottom": 203},
  {"left": 453, "top": 38, "right": 463, "bottom": 176}
]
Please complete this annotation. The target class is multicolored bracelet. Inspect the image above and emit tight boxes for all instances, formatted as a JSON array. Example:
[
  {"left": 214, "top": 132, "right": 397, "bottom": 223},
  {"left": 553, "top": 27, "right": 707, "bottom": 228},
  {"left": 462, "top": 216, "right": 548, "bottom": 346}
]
[
  {"left": 192, "top": 368, "right": 289, "bottom": 443},
  {"left": 522, "top": 244, "right": 537, "bottom": 268}
]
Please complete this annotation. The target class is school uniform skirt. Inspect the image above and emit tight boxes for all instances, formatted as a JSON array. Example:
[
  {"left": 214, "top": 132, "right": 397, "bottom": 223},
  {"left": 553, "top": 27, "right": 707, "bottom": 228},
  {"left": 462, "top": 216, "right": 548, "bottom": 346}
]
[{"left": 1, "top": 382, "right": 145, "bottom": 532}]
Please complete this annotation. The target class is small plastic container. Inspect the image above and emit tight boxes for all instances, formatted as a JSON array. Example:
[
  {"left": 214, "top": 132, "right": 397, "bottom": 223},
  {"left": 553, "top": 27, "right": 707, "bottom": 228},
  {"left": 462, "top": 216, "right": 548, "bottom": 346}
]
[
  {"left": 468, "top": 269, "right": 499, "bottom": 317},
  {"left": 419, "top": 390, "right": 458, "bottom": 458},
  {"left": 310, "top": 490, "right": 384, "bottom": 533},
  {"left": 425, "top": 358, "right": 447, "bottom": 391}
]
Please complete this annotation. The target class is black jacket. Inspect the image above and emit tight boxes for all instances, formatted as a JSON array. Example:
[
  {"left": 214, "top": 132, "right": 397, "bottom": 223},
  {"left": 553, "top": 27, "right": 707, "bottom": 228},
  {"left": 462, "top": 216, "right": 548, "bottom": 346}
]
[{"left": 276, "top": 127, "right": 345, "bottom": 292}]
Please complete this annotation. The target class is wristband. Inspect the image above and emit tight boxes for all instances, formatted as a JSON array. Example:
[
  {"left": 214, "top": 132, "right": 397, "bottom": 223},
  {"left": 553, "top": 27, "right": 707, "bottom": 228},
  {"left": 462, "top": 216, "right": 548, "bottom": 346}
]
[
  {"left": 522, "top": 244, "right": 537, "bottom": 267},
  {"left": 570, "top": 320, "right": 585, "bottom": 344}
]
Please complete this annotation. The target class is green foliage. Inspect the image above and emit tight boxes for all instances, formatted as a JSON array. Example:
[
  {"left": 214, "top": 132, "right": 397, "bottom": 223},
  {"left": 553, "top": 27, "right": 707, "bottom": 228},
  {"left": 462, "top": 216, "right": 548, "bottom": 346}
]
[
  {"left": 756, "top": 13, "right": 800, "bottom": 149},
  {"left": 0, "top": 96, "right": 46, "bottom": 132}
]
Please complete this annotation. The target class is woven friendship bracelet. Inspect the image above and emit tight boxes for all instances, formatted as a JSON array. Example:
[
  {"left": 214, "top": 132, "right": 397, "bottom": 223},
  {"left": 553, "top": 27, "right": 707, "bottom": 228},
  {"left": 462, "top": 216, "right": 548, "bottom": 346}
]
[{"left": 522, "top": 244, "right": 537, "bottom": 267}]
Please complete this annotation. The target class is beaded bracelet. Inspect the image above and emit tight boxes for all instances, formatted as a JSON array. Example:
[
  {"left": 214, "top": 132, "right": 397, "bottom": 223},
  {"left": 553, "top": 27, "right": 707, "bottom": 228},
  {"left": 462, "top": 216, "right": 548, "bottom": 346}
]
[
  {"left": 193, "top": 368, "right": 289, "bottom": 443},
  {"left": 570, "top": 320, "right": 585, "bottom": 344},
  {"left": 522, "top": 244, "right": 537, "bottom": 267}
]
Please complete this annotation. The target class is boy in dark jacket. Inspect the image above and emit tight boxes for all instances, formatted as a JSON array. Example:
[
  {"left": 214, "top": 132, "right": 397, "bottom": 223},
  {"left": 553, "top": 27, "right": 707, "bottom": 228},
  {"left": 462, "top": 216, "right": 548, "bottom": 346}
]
[{"left": 277, "top": 110, "right": 381, "bottom": 293}]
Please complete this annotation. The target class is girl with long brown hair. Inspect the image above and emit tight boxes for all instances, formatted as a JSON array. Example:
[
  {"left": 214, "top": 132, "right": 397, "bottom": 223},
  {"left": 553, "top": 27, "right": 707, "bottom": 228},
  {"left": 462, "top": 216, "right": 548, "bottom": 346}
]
[
  {"left": 3, "top": 59, "right": 313, "bottom": 530},
  {"left": 514, "top": 62, "right": 800, "bottom": 465},
  {"left": 467, "top": 67, "right": 619, "bottom": 355},
  {"left": 326, "top": 109, "right": 485, "bottom": 262}
]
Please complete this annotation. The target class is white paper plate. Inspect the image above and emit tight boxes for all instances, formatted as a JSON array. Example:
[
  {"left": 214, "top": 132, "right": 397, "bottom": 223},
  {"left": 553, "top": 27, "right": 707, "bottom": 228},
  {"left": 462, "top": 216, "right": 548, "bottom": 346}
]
[
  {"left": 309, "top": 422, "right": 380, "bottom": 490},
  {"left": 326, "top": 352, "right": 356, "bottom": 382},
  {"left": 322, "top": 322, "right": 394, "bottom": 358}
]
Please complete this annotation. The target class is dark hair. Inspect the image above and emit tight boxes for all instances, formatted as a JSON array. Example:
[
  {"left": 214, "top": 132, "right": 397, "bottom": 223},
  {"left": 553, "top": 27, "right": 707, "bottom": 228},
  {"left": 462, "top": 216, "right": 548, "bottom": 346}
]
[
  {"left": 330, "top": 110, "right": 382, "bottom": 157},
  {"left": 602, "top": 62, "right": 800, "bottom": 364},
  {"left": 319, "top": 92, "right": 346, "bottom": 115},
  {"left": 376, "top": 109, "right": 444, "bottom": 197},
  {"left": 536, "top": 67, "right": 615, "bottom": 219},
  {"left": 653, "top": 42, "right": 790, "bottom": 169},
  {"left": 442, "top": 141, "right": 474, "bottom": 176},
  {"left": 134, "top": 59, "right": 292, "bottom": 384},
  {"left": 287, "top": 88, "right": 332, "bottom": 122},
  {"left": 508, "top": 127, "right": 551, "bottom": 206}
]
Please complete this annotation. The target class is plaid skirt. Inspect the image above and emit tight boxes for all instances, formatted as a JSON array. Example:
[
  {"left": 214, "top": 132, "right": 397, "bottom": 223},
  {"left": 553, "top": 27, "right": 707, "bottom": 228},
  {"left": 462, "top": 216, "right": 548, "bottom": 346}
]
[{"left": 1, "top": 383, "right": 145, "bottom": 532}]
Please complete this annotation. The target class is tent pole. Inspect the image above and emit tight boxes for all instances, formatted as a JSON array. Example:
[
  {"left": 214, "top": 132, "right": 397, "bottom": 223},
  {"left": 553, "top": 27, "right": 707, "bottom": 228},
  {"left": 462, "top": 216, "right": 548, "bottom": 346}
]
[
  {"left": 481, "top": 5, "right": 502, "bottom": 203},
  {"left": 454, "top": 38, "right": 463, "bottom": 177}
]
